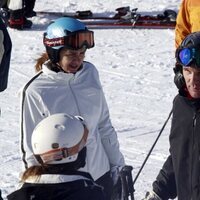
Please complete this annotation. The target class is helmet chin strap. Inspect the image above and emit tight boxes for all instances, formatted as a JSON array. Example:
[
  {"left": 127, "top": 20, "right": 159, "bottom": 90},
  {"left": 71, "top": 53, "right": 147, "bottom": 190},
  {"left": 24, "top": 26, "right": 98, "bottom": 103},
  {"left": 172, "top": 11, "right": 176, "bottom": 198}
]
[{"left": 55, "top": 63, "right": 66, "bottom": 73}]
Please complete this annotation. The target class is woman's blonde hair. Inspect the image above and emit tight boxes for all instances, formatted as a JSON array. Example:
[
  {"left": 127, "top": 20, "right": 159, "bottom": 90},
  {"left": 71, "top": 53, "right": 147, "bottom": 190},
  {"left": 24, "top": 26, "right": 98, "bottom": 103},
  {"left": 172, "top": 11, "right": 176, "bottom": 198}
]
[
  {"left": 21, "top": 165, "right": 47, "bottom": 182},
  {"left": 35, "top": 53, "right": 61, "bottom": 72}
]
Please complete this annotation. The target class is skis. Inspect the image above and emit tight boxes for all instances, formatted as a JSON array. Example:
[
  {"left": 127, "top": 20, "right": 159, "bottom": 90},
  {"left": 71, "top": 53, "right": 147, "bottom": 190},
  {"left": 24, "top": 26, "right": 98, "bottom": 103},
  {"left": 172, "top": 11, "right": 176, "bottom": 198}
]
[
  {"left": 35, "top": 7, "right": 177, "bottom": 29},
  {"left": 77, "top": 19, "right": 175, "bottom": 29},
  {"left": 0, "top": 7, "right": 177, "bottom": 29}
]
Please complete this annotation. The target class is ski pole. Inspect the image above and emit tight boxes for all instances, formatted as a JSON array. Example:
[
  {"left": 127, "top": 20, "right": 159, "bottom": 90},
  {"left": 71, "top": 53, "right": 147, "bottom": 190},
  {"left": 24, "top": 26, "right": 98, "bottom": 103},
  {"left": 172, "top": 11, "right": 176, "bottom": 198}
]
[{"left": 133, "top": 108, "right": 173, "bottom": 185}]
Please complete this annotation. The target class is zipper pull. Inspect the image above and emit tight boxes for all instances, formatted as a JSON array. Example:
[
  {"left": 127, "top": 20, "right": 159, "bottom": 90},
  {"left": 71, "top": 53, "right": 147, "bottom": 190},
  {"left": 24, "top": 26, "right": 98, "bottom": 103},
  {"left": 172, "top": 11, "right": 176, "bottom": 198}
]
[{"left": 193, "top": 114, "right": 197, "bottom": 127}]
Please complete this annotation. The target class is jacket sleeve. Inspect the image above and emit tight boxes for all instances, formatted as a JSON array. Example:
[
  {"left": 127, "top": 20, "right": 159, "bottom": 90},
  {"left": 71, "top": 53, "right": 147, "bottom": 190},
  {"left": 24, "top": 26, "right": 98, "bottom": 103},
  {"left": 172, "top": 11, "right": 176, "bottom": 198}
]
[
  {"left": 94, "top": 69, "right": 125, "bottom": 168},
  {"left": 175, "top": 0, "right": 200, "bottom": 48},
  {"left": 0, "top": 18, "right": 12, "bottom": 92},
  {"left": 20, "top": 82, "right": 45, "bottom": 169},
  {"left": 152, "top": 155, "right": 177, "bottom": 200},
  {"left": 98, "top": 93, "right": 125, "bottom": 167}
]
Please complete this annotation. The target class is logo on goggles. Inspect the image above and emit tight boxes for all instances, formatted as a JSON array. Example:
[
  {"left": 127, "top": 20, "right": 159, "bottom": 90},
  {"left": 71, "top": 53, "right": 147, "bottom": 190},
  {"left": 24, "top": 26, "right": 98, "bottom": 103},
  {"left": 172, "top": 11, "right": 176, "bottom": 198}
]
[
  {"left": 177, "top": 47, "right": 200, "bottom": 67},
  {"left": 44, "top": 37, "right": 64, "bottom": 47}
]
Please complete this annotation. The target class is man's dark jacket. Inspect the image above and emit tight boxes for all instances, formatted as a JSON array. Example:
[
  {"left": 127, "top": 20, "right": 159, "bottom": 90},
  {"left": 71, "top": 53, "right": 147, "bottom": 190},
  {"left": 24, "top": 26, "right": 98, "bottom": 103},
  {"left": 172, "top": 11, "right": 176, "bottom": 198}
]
[{"left": 153, "top": 90, "right": 200, "bottom": 200}]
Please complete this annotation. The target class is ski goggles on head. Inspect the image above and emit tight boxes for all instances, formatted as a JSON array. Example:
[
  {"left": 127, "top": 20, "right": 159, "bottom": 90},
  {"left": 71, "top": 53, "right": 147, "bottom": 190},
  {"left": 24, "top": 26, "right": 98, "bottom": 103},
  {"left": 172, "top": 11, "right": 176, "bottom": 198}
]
[
  {"left": 176, "top": 47, "right": 200, "bottom": 67},
  {"left": 43, "top": 30, "right": 95, "bottom": 50}
]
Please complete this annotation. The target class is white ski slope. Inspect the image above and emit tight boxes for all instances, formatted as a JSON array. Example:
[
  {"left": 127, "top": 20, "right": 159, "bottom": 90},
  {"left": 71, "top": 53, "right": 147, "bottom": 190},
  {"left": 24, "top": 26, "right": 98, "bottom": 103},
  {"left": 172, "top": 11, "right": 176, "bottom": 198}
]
[{"left": 0, "top": 0, "right": 181, "bottom": 199}]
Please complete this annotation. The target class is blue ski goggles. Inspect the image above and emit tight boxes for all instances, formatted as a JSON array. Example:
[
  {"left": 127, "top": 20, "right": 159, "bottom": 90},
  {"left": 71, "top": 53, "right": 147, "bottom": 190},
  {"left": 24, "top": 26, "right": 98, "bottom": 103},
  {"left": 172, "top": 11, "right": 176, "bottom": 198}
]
[{"left": 176, "top": 47, "right": 200, "bottom": 67}]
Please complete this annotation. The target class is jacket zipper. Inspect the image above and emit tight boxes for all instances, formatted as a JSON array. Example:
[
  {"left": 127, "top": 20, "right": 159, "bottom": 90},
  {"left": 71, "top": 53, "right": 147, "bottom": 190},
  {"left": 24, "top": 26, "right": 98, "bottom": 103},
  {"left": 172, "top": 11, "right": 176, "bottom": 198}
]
[
  {"left": 68, "top": 75, "right": 82, "bottom": 116},
  {"left": 191, "top": 113, "right": 197, "bottom": 199}
]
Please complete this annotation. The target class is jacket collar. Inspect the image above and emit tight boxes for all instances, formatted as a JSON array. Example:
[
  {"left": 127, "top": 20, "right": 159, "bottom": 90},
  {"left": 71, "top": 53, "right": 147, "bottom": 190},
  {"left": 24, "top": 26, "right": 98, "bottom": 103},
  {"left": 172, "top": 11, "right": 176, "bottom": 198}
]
[
  {"left": 179, "top": 87, "right": 200, "bottom": 110},
  {"left": 24, "top": 174, "right": 91, "bottom": 184},
  {"left": 42, "top": 64, "right": 85, "bottom": 83}
]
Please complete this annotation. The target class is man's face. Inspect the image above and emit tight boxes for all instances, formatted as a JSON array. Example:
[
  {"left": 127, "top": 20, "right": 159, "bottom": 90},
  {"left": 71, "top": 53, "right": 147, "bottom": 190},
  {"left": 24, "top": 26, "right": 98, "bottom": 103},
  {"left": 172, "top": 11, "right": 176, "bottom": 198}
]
[{"left": 183, "top": 66, "right": 200, "bottom": 98}]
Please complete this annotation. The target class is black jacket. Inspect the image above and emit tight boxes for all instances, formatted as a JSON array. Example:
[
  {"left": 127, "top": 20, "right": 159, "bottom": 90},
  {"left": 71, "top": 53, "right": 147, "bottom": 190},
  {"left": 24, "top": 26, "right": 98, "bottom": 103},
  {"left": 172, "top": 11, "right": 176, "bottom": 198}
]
[
  {"left": 0, "top": 17, "right": 12, "bottom": 92},
  {"left": 153, "top": 91, "right": 200, "bottom": 200},
  {"left": 7, "top": 177, "right": 105, "bottom": 200}
]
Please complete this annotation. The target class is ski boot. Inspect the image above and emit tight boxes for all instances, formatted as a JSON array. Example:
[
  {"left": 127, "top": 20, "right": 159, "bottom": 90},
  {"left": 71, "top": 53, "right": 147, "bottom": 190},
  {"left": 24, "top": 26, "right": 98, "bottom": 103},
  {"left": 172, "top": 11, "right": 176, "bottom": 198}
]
[{"left": 8, "top": 9, "right": 32, "bottom": 30}]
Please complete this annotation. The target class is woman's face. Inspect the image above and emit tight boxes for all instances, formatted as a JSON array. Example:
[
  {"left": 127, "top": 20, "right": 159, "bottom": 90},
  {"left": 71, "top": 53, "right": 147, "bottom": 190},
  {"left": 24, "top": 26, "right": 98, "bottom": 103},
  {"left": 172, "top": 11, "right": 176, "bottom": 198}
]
[{"left": 58, "top": 47, "right": 86, "bottom": 73}]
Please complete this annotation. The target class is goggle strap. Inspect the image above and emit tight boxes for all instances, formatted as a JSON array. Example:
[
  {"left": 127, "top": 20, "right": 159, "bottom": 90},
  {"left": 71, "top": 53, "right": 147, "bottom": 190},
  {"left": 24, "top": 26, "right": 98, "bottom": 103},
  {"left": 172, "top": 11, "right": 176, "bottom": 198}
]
[{"left": 43, "top": 37, "right": 65, "bottom": 47}]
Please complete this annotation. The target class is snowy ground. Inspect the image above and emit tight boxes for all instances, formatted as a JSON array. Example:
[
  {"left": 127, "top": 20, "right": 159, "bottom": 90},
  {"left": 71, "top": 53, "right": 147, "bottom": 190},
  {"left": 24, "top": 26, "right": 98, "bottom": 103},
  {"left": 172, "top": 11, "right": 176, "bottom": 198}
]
[{"left": 0, "top": 0, "right": 181, "bottom": 199}]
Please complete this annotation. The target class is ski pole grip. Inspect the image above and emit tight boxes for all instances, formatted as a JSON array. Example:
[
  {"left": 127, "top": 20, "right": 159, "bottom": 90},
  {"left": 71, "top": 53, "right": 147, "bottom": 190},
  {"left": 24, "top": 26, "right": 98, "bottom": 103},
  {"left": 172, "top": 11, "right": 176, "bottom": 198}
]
[{"left": 121, "top": 165, "right": 135, "bottom": 200}]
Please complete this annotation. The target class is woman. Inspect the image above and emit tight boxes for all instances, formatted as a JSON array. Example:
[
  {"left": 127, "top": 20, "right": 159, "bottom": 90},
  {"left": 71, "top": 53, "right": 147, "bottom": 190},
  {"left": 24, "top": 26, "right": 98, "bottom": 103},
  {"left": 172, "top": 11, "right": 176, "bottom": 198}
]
[
  {"left": 20, "top": 17, "right": 125, "bottom": 199},
  {"left": 8, "top": 113, "right": 105, "bottom": 200}
]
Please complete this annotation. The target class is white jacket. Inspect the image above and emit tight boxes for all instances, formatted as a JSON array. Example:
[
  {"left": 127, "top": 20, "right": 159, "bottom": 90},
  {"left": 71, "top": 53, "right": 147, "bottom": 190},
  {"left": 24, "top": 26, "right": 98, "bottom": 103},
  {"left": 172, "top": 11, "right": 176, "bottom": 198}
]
[{"left": 20, "top": 61, "right": 125, "bottom": 180}]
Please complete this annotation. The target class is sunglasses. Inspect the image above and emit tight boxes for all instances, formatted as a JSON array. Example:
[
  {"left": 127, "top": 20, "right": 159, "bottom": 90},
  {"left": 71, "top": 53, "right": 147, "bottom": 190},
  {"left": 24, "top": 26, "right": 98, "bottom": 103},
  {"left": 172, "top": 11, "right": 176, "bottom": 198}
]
[
  {"left": 44, "top": 30, "right": 94, "bottom": 50},
  {"left": 176, "top": 47, "right": 200, "bottom": 67}
]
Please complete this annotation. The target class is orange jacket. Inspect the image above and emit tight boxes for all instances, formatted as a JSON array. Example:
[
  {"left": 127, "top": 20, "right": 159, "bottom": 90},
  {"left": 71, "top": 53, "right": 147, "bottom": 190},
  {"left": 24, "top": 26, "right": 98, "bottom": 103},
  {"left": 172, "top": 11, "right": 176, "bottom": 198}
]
[{"left": 175, "top": 0, "right": 200, "bottom": 48}]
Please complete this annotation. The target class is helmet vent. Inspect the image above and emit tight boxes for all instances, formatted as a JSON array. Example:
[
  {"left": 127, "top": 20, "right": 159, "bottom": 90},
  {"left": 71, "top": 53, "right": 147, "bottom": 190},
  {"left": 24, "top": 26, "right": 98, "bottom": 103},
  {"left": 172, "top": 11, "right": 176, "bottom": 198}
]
[{"left": 55, "top": 124, "right": 65, "bottom": 131}]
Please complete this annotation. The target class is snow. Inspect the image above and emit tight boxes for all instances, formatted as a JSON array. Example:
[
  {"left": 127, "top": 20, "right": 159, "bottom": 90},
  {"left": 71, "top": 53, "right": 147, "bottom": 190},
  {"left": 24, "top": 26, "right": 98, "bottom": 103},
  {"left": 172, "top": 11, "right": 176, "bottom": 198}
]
[{"left": 0, "top": 0, "right": 182, "bottom": 199}]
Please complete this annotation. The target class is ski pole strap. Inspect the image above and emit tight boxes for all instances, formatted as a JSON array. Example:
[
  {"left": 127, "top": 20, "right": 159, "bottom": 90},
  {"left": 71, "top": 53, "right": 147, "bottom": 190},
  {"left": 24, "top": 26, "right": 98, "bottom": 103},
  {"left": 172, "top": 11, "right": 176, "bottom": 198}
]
[{"left": 120, "top": 165, "right": 135, "bottom": 200}]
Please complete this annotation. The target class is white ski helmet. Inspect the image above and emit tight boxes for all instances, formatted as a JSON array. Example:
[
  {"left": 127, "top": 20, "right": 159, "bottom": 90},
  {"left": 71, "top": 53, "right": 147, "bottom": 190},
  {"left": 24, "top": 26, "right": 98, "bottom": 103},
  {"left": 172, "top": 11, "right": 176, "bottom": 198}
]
[{"left": 31, "top": 113, "right": 88, "bottom": 165}]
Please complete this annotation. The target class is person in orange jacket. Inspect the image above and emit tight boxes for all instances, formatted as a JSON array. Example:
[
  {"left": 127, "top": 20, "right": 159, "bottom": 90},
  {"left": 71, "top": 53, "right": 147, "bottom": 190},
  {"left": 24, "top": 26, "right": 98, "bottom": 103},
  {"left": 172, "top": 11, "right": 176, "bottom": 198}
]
[{"left": 175, "top": 0, "right": 200, "bottom": 48}]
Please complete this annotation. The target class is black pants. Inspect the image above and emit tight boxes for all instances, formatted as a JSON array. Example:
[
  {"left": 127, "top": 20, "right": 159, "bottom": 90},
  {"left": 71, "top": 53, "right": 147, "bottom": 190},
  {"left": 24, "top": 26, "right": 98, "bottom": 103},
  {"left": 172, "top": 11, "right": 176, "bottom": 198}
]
[
  {"left": 95, "top": 171, "right": 113, "bottom": 200},
  {"left": 23, "top": 0, "right": 36, "bottom": 14},
  {"left": 0, "top": 0, "right": 7, "bottom": 8}
]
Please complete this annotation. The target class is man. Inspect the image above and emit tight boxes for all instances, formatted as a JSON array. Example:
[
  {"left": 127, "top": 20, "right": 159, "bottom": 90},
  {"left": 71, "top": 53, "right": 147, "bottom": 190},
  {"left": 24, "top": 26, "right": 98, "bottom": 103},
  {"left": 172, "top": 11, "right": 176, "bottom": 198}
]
[
  {"left": 143, "top": 31, "right": 200, "bottom": 200},
  {"left": 175, "top": 0, "right": 200, "bottom": 48}
]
